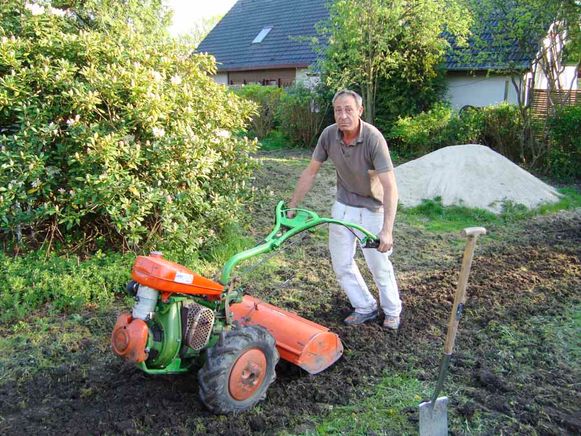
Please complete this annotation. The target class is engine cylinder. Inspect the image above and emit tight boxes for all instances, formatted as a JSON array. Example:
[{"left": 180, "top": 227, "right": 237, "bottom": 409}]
[{"left": 132, "top": 285, "right": 159, "bottom": 320}]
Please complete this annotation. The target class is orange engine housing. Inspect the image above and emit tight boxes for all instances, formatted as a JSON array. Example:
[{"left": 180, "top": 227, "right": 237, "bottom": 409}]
[{"left": 131, "top": 252, "right": 224, "bottom": 299}]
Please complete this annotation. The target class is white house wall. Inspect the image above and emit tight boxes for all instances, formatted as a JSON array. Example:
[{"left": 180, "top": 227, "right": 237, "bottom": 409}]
[
  {"left": 295, "top": 68, "right": 320, "bottom": 88},
  {"left": 213, "top": 73, "right": 229, "bottom": 85},
  {"left": 445, "top": 74, "right": 523, "bottom": 109},
  {"left": 532, "top": 64, "right": 578, "bottom": 90}
]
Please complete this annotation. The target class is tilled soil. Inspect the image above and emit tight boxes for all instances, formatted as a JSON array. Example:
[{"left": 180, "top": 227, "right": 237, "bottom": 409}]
[{"left": 1, "top": 208, "right": 579, "bottom": 435}]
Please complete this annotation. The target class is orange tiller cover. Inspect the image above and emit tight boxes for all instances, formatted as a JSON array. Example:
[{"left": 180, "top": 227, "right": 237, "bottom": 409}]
[{"left": 231, "top": 295, "right": 344, "bottom": 374}]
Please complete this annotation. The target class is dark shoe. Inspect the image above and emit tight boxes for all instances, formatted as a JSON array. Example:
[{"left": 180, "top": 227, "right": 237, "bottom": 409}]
[
  {"left": 383, "top": 315, "right": 400, "bottom": 330},
  {"left": 344, "top": 310, "right": 378, "bottom": 325}
]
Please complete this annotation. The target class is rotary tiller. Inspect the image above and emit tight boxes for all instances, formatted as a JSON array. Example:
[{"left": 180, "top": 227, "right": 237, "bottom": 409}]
[{"left": 111, "top": 201, "right": 380, "bottom": 414}]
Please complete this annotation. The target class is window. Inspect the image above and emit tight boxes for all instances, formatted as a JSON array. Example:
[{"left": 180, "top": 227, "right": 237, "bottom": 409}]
[{"left": 252, "top": 27, "right": 272, "bottom": 44}]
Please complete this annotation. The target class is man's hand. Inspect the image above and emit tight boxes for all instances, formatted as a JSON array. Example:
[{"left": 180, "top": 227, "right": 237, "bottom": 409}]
[
  {"left": 377, "top": 228, "right": 393, "bottom": 253},
  {"left": 286, "top": 204, "right": 296, "bottom": 219}
]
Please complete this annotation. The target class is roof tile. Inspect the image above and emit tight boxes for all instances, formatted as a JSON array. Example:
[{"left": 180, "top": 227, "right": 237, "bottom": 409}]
[{"left": 198, "top": 0, "right": 539, "bottom": 72}]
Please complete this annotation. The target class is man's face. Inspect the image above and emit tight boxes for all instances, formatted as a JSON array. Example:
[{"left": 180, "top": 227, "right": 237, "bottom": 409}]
[{"left": 333, "top": 95, "right": 363, "bottom": 134}]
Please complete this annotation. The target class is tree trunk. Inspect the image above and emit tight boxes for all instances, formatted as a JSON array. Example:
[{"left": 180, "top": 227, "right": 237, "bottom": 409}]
[{"left": 363, "top": 83, "right": 375, "bottom": 124}]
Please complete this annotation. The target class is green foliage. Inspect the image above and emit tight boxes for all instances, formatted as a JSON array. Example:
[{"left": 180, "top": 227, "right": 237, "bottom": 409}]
[
  {"left": 388, "top": 103, "right": 521, "bottom": 158},
  {"left": 467, "top": 0, "right": 580, "bottom": 73},
  {"left": 276, "top": 83, "right": 330, "bottom": 148},
  {"left": 547, "top": 105, "right": 581, "bottom": 181},
  {"left": 465, "top": 0, "right": 581, "bottom": 172},
  {"left": 374, "top": 67, "right": 447, "bottom": 133},
  {"left": 387, "top": 103, "right": 455, "bottom": 155},
  {"left": 180, "top": 14, "right": 223, "bottom": 48},
  {"left": 233, "top": 84, "right": 283, "bottom": 139},
  {"left": 0, "top": 0, "right": 257, "bottom": 252},
  {"left": 316, "top": 0, "right": 472, "bottom": 123},
  {"left": 0, "top": 250, "right": 132, "bottom": 321},
  {"left": 480, "top": 103, "right": 523, "bottom": 161},
  {"left": 259, "top": 130, "right": 290, "bottom": 151},
  {"left": 446, "top": 105, "right": 486, "bottom": 145},
  {"left": 0, "top": 220, "right": 259, "bottom": 321}
]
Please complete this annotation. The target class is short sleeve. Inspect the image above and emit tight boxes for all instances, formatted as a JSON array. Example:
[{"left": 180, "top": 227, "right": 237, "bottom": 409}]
[
  {"left": 312, "top": 129, "right": 329, "bottom": 162},
  {"left": 370, "top": 133, "right": 393, "bottom": 173}
]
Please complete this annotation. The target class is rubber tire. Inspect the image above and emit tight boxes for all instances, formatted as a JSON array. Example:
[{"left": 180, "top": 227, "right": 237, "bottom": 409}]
[{"left": 198, "top": 325, "right": 279, "bottom": 414}]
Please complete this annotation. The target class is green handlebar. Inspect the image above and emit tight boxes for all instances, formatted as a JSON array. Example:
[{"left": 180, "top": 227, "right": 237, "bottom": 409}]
[{"left": 220, "top": 201, "right": 379, "bottom": 285}]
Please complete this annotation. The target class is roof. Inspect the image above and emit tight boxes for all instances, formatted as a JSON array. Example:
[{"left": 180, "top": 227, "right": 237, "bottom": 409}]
[
  {"left": 198, "top": 0, "right": 539, "bottom": 73},
  {"left": 444, "top": 10, "right": 541, "bottom": 71},
  {"left": 197, "top": 0, "right": 328, "bottom": 72}
]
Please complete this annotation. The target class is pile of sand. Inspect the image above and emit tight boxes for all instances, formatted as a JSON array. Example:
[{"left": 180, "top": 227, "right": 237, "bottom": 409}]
[{"left": 394, "top": 144, "right": 561, "bottom": 213}]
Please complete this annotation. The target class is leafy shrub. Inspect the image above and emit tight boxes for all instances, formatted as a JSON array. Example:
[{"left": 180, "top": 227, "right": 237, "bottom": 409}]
[
  {"left": 480, "top": 103, "right": 523, "bottom": 162},
  {"left": 233, "top": 84, "right": 283, "bottom": 139},
  {"left": 0, "top": 0, "right": 257, "bottom": 252},
  {"left": 387, "top": 102, "right": 521, "bottom": 158},
  {"left": 449, "top": 105, "right": 486, "bottom": 144},
  {"left": 547, "top": 105, "right": 581, "bottom": 180},
  {"left": 277, "top": 83, "right": 330, "bottom": 147},
  {"left": 374, "top": 68, "right": 447, "bottom": 134},
  {"left": 387, "top": 103, "right": 455, "bottom": 155}
]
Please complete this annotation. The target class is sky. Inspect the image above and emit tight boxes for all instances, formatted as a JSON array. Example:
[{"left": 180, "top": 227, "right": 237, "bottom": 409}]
[{"left": 165, "top": 0, "right": 238, "bottom": 36}]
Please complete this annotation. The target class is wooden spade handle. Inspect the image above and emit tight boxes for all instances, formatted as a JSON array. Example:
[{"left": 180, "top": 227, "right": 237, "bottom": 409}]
[{"left": 444, "top": 227, "right": 486, "bottom": 354}]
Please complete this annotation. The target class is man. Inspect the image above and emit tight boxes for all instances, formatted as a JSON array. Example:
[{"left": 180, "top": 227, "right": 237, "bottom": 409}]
[{"left": 288, "top": 89, "right": 402, "bottom": 330}]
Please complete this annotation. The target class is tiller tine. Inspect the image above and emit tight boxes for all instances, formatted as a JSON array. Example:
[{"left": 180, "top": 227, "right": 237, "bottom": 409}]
[{"left": 230, "top": 295, "right": 343, "bottom": 374}]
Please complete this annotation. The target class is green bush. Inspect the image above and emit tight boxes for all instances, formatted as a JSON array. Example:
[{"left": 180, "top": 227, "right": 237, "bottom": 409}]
[
  {"left": 547, "top": 105, "right": 581, "bottom": 180},
  {"left": 0, "top": 0, "right": 257, "bottom": 252},
  {"left": 480, "top": 103, "right": 523, "bottom": 162},
  {"left": 277, "top": 83, "right": 329, "bottom": 147},
  {"left": 374, "top": 68, "right": 447, "bottom": 134},
  {"left": 387, "top": 102, "right": 522, "bottom": 158},
  {"left": 233, "top": 84, "right": 283, "bottom": 139},
  {"left": 387, "top": 103, "right": 455, "bottom": 155},
  {"left": 448, "top": 105, "right": 486, "bottom": 145}
]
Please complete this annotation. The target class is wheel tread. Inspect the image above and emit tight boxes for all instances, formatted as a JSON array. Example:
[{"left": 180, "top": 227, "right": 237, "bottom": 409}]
[{"left": 198, "top": 325, "right": 279, "bottom": 414}]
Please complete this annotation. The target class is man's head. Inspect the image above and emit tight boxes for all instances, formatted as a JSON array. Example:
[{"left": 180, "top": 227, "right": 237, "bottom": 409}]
[{"left": 332, "top": 89, "right": 363, "bottom": 136}]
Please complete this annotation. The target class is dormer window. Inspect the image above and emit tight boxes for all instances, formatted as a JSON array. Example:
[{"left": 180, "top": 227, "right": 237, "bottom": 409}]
[{"left": 252, "top": 27, "right": 272, "bottom": 43}]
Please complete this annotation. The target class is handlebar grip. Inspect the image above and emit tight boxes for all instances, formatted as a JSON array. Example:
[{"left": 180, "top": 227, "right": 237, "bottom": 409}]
[{"left": 363, "top": 238, "right": 380, "bottom": 249}]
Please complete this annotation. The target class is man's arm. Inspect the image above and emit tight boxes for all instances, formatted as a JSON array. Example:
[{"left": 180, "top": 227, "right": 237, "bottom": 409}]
[
  {"left": 288, "top": 159, "right": 322, "bottom": 215},
  {"left": 377, "top": 170, "right": 398, "bottom": 253}
]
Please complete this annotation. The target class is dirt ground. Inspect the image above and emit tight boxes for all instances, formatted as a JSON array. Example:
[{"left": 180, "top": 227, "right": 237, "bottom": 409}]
[{"left": 0, "top": 151, "right": 579, "bottom": 435}]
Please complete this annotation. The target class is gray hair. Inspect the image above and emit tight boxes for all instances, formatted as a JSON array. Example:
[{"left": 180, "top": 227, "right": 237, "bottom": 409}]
[{"left": 332, "top": 89, "right": 363, "bottom": 107}]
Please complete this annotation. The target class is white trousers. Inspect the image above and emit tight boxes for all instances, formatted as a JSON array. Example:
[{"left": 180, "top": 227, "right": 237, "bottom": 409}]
[{"left": 329, "top": 202, "right": 402, "bottom": 317}]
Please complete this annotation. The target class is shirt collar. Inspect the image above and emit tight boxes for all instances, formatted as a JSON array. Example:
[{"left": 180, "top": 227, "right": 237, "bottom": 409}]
[{"left": 336, "top": 120, "right": 364, "bottom": 147}]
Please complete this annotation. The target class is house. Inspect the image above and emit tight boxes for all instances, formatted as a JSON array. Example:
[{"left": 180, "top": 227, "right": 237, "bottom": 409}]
[
  {"left": 444, "top": 15, "right": 579, "bottom": 110},
  {"left": 197, "top": 0, "right": 326, "bottom": 87},
  {"left": 198, "top": 0, "right": 579, "bottom": 109}
]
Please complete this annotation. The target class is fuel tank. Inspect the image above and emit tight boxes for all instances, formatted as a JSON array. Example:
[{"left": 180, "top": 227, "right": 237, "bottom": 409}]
[{"left": 131, "top": 253, "right": 224, "bottom": 298}]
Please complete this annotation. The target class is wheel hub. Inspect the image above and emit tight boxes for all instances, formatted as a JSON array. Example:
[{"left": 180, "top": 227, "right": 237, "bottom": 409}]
[{"left": 229, "top": 348, "right": 267, "bottom": 401}]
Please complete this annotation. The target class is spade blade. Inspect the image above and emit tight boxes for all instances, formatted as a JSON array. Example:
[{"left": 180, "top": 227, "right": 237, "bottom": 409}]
[{"left": 419, "top": 396, "right": 448, "bottom": 436}]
